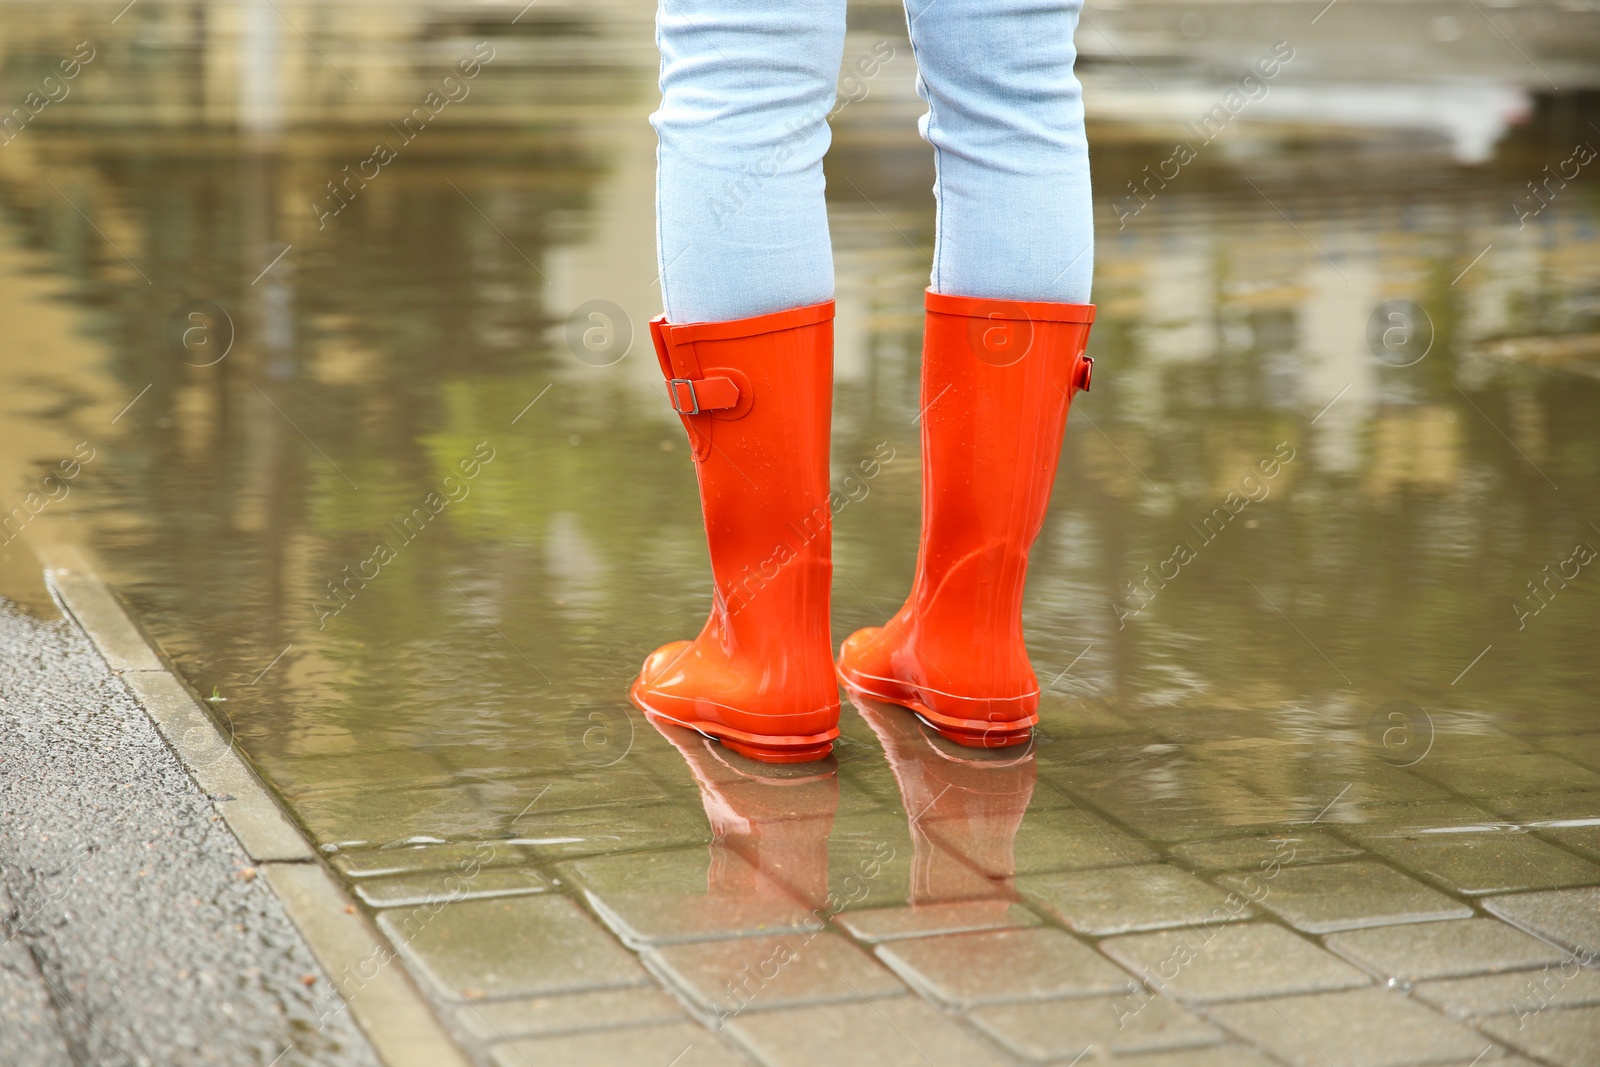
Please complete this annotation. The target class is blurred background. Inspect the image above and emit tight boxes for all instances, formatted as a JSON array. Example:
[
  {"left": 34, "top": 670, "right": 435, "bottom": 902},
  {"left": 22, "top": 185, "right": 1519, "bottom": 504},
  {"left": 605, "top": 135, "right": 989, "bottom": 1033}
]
[{"left": 1, "top": 0, "right": 1598, "bottom": 936}]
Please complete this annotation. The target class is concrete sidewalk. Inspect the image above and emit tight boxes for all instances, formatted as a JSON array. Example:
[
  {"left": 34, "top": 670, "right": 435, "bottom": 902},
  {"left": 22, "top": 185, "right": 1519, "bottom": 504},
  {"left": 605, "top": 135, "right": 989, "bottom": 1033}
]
[{"left": 0, "top": 599, "right": 379, "bottom": 1067}]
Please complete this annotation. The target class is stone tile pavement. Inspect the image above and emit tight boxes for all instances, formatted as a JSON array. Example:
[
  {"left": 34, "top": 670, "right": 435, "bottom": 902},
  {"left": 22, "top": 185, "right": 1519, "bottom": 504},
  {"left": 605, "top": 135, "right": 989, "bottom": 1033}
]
[{"left": 301, "top": 699, "right": 1600, "bottom": 1066}]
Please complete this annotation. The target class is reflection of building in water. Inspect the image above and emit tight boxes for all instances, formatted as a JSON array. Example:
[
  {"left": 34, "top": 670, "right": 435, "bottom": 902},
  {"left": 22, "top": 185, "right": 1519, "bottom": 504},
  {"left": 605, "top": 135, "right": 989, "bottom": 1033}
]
[
  {"left": 823, "top": 108, "right": 1600, "bottom": 710},
  {"left": 1365, "top": 405, "right": 1463, "bottom": 501},
  {"left": 1, "top": 1, "right": 656, "bottom": 128},
  {"left": 829, "top": 152, "right": 1598, "bottom": 468}
]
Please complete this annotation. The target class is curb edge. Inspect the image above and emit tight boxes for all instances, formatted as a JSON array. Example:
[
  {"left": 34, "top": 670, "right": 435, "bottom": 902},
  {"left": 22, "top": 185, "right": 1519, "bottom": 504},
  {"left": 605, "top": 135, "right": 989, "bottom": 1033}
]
[{"left": 37, "top": 544, "right": 472, "bottom": 1067}]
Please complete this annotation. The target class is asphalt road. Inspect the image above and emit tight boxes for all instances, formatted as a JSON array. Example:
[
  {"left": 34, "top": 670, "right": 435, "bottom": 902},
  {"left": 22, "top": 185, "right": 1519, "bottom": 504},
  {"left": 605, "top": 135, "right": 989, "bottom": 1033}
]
[{"left": 0, "top": 600, "right": 379, "bottom": 1067}]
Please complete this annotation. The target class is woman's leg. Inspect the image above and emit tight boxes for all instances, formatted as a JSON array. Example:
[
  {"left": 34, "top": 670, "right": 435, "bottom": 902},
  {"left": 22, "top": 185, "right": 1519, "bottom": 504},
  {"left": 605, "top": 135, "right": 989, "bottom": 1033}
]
[
  {"left": 652, "top": 0, "right": 847, "bottom": 323},
  {"left": 902, "top": 0, "right": 1093, "bottom": 303},
  {"left": 634, "top": 0, "right": 847, "bottom": 763},
  {"left": 836, "top": 0, "right": 1096, "bottom": 747}
]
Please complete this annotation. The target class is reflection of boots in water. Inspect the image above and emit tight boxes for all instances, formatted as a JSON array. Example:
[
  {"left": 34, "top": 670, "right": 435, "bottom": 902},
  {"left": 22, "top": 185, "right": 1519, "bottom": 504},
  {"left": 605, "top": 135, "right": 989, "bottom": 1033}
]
[
  {"left": 650, "top": 718, "right": 839, "bottom": 910},
  {"left": 854, "top": 695, "right": 1036, "bottom": 902}
]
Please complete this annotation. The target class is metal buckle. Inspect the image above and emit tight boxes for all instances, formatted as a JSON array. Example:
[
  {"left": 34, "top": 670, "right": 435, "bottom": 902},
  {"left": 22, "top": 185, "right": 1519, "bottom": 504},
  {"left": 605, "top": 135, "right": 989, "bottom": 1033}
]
[{"left": 668, "top": 377, "right": 700, "bottom": 415}]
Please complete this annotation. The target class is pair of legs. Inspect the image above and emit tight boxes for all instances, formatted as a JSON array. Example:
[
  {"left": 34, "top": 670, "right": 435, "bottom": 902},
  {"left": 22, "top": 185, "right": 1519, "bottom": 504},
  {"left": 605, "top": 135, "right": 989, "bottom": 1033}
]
[
  {"left": 654, "top": 0, "right": 1094, "bottom": 322},
  {"left": 633, "top": 0, "right": 1096, "bottom": 763}
]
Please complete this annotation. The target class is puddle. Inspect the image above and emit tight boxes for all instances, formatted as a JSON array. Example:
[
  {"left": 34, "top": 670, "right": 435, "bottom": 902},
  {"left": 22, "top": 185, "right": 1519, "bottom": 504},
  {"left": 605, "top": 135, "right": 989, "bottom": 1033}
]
[{"left": 2, "top": 3, "right": 1598, "bottom": 1063}]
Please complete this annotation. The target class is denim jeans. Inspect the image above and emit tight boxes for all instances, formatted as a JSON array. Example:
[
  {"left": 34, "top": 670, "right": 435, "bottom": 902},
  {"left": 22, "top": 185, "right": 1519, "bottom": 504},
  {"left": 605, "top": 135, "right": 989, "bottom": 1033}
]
[{"left": 653, "top": 0, "right": 1093, "bottom": 324}]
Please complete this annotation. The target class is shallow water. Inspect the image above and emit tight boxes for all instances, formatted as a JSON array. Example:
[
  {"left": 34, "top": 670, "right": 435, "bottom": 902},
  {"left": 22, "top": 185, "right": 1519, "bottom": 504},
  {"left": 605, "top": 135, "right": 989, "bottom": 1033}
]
[{"left": 3, "top": 2, "right": 1600, "bottom": 1063}]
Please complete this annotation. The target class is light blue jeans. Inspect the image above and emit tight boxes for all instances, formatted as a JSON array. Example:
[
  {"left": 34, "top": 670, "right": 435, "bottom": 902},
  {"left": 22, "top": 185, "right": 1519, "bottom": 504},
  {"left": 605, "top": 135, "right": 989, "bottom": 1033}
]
[{"left": 653, "top": 0, "right": 1093, "bottom": 324}]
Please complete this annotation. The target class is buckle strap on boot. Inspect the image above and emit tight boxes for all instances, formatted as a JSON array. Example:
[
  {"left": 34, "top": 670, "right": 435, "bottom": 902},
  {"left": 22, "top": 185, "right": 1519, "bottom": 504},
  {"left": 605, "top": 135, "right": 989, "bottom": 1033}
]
[
  {"left": 651, "top": 302, "right": 834, "bottom": 416},
  {"left": 651, "top": 319, "right": 742, "bottom": 417},
  {"left": 666, "top": 375, "right": 740, "bottom": 415}
]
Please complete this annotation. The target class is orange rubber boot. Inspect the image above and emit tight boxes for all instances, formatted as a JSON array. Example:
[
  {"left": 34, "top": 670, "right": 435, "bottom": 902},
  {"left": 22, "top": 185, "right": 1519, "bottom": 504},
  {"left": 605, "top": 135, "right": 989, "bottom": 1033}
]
[
  {"left": 837, "top": 290, "right": 1094, "bottom": 748},
  {"left": 630, "top": 301, "right": 840, "bottom": 763}
]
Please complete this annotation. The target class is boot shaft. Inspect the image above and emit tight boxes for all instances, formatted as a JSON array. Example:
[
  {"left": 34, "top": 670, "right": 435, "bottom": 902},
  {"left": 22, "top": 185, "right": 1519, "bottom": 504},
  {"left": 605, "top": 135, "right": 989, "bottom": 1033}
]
[
  {"left": 910, "top": 291, "right": 1094, "bottom": 677},
  {"left": 651, "top": 302, "right": 837, "bottom": 683}
]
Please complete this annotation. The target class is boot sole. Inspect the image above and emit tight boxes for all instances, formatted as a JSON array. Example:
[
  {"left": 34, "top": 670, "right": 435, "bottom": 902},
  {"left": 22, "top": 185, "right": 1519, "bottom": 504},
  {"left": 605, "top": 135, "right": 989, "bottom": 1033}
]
[
  {"left": 836, "top": 668, "right": 1036, "bottom": 749},
  {"left": 629, "top": 680, "right": 837, "bottom": 764}
]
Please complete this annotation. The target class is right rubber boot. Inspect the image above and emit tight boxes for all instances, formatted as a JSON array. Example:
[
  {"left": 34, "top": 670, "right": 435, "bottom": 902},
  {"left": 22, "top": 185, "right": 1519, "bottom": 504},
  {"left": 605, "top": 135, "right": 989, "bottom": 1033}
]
[
  {"left": 630, "top": 301, "right": 841, "bottom": 764},
  {"left": 838, "top": 290, "right": 1093, "bottom": 749}
]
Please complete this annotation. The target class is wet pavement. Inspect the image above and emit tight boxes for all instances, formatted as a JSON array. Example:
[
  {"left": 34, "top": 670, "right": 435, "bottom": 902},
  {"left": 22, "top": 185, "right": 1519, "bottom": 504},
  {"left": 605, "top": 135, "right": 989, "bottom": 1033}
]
[
  {"left": 2, "top": 1, "right": 1600, "bottom": 1064},
  {"left": 0, "top": 602, "right": 377, "bottom": 1067}
]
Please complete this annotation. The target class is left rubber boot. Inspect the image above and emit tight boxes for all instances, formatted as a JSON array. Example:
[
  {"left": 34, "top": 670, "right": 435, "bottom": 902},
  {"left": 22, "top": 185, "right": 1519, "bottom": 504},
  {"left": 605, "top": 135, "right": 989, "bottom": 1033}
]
[
  {"left": 837, "top": 290, "right": 1093, "bottom": 748},
  {"left": 630, "top": 301, "right": 840, "bottom": 764}
]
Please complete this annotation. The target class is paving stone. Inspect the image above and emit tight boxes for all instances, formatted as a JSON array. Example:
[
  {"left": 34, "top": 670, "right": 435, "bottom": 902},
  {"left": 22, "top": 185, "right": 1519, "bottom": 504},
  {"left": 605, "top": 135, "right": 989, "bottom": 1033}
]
[
  {"left": 1325, "top": 918, "right": 1570, "bottom": 982},
  {"left": 1208, "top": 988, "right": 1490, "bottom": 1067},
  {"left": 1167, "top": 829, "right": 1363, "bottom": 872},
  {"left": 969, "top": 995, "right": 1224, "bottom": 1060},
  {"left": 1084, "top": 708, "right": 1285, "bottom": 746},
  {"left": 834, "top": 900, "right": 1041, "bottom": 943},
  {"left": 489, "top": 1022, "right": 748, "bottom": 1067},
  {"left": 1480, "top": 1005, "right": 1600, "bottom": 1067},
  {"left": 1414, "top": 753, "right": 1600, "bottom": 800},
  {"left": 1484, "top": 886, "right": 1600, "bottom": 958},
  {"left": 356, "top": 866, "right": 550, "bottom": 908},
  {"left": 1045, "top": 762, "right": 1285, "bottom": 842},
  {"left": 1489, "top": 792, "right": 1600, "bottom": 824},
  {"left": 1100, "top": 923, "right": 1371, "bottom": 1003},
  {"left": 331, "top": 841, "right": 533, "bottom": 878},
  {"left": 1111, "top": 1048, "right": 1282, "bottom": 1067},
  {"left": 925, "top": 803, "right": 1158, "bottom": 877},
  {"left": 1223, "top": 763, "right": 1457, "bottom": 814},
  {"left": 726, "top": 998, "right": 1011, "bottom": 1067},
  {"left": 420, "top": 740, "right": 582, "bottom": 780},
  {"left": 1032, "top": 697, "right": 1130, "bottom": 742},
  {"left": 1355, "top": 829, "right": 1600, "bottom": 895},
  {"left": 560, "top": 847, "right": 821, "bottom": 947},
  {"left": 472, "top": 765, "right": 672, "bottom": 817},
  {"left": 827, "top": 812, "right": 1000, "bottom": 909},
  {"left": 1535, "top": 822, "right": 1600, "bottom": 864},
  {"left": 1325, "top": 771, "right": 1471, "bottom": 809},
  {"left": 508, "top": 800, "right": 709, "bottom": 859},
  {"left": 294, "top": 785, "right": 491, "bottom": 849},
  {"left": 456, "top": 987, "right": 685, "bottom": 1040},
  {"left": 1347, "top": 798, "right": 1512, "bottom": 836},
  {"left": 272, "top": 750, "right": 455, "bottom": 797},
  {"left": 1031, "top": 738, "right": 1177, "bottom": 767},
  {"left": 1220, "top": 860, "right": 1472, "bottom": 934},
  {"left": 1543, "top": 736, "right": 1600, "bottom": 773},
  {"left": 873, "top": 927, "right": 1135, "bottom": 1008},
  {"left": 1018, "top": 864, "right": 1251, "bottom": 936},
  {"left": 647, "top": 931, "right": 904, "bottom": 1021},
  {"left": 1425, "top": 728, "right": 1541, "bottom": 760},
  {"left": 1414, "top": 968, "right": 1600, "bottom": 1019},
  {"left": 380, "top": 895, "right": 647, "bottom": 1000}
]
